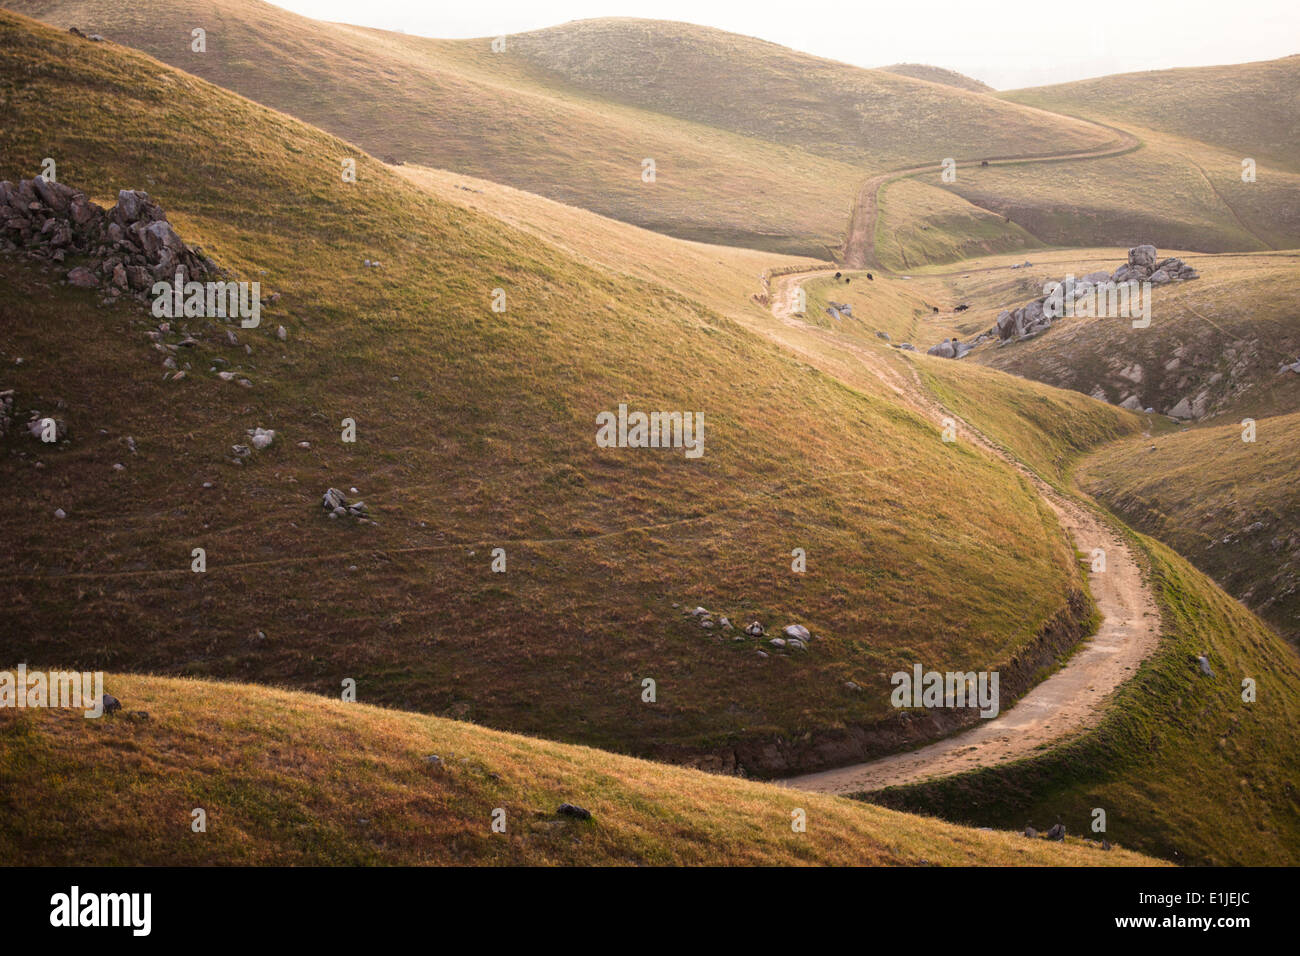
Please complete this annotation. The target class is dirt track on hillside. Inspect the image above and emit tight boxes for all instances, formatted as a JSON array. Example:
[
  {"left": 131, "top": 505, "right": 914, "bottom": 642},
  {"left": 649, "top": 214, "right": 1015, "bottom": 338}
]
[
  {"left": 841, "top": 124, "right": 1142, "bottom": 269},
  {"left": 769, "top": 269, "right": 1161, "bottom": 796}
]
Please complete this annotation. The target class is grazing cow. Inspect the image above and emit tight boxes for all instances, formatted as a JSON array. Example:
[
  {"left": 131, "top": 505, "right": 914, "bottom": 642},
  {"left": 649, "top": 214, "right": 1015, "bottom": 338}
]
[
  {"left": 835, "top": 271, "right": 842, "bottom": 279},
  {"left": 932, "top": 306, "right": 939, "bottom": 314},
  {"left": 981, "top": 160, "right": 989, "bottom": 167},
  {"left": 845, "top": 277, "right": 851, "bottom": 284},
  {"left": 866, "top": 273, "right": 873, "bottom": 281},
  {"left": 954, "top": 303, "right": 970, "bottom": 312}
]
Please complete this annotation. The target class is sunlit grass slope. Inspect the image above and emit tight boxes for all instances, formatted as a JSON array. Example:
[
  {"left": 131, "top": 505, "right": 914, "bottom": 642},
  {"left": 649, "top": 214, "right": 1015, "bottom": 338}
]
[
  {"left": 875, "top": 178, "right": 1043, "bottom": 272},
  {"left": 0, "top": 673, "right": 1162, "bottom": 865},
  {"left": 0, "top": 11, "right": 1086, "bottom": 773},
  {"left": 7, "top": 1, "right": 1121, "bottom": 256},
  {"left": 1005, "top": 55, "right": 1300, "bottom": 174}
]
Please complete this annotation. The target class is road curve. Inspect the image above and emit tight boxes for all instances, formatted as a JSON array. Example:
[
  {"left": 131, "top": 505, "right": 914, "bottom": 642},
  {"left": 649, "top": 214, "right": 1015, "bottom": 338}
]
[
  {"left": 841, "top": 123, "right": 1142, "bottom": 269},
  {"left": 767, "top": 270, "right": 1161, "bottom": 796}
]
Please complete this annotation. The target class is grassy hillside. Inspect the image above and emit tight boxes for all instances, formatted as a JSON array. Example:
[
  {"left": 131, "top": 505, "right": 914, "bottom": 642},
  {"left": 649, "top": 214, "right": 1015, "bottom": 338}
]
[
  {"left": 4, "top": 0, "right": 863, "bottom": 256},
  {"left": 875, "top": 178, "right": 1043, "bottom": 272},
  {"left": 393, "top": 163, "right": 824, "bottom": 323},
  {"left": 870, "top": 534, "right": 1300, "bottom": 866},
  {"left": 4, "top": 2, "right": 1121, "bottom": 257},
  {"left": 504, "top": 19, "right": 1110, "bottom": 169},
  {"left": 915, "top": 358, "right": 1143, "bottom": 488},
  {"left": 0, "top": 10, "right": 1089, "bottom": 775},
  {"left": 1005, "top": 55, "right": 1300, "bottom": 174},
  {"left": 1078, "top": 413, "right": 1300, "bottom": 644},
  {"left": 863, "top": 56, "right": 1300, "bottom": 269},
  {"left": 0, "top": 673, "right": 1160, "bottom": 865},
  {"left": 942, "top": 130, "right": 1300, "bottom": 254},
  {"left": 971, "top": 251, "right": 1300, "bottom": 422},
  {"left": 879, "top": 63, "right": 994, "bottom": 93}
]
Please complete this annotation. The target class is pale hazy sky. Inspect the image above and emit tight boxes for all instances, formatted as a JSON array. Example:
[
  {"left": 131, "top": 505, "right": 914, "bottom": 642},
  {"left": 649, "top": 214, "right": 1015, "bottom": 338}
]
[{"left": 272, "top": 0, "right": 1300, "bottom": 89}]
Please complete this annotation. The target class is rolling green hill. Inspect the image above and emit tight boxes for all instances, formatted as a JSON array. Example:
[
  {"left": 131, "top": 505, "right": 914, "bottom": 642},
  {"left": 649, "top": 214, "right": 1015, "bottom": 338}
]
[
  {"left": 0, "top": 9, "right": 1089, "bottom": 778},
  {"left": 867, "top": 55, "right": 1300, "bottom": 268},
  {"left": 3, "top": 1, "right": 1121, "bottom": 257},
  {"left": 3, "top": 5, "right": 1299, "bottom": 869}
]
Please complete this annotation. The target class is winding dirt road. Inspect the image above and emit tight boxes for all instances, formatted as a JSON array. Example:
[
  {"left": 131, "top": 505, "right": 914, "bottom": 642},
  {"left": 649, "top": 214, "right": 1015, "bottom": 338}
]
[
  {"left": 841, "top": 123, "right": 1142, "bottom": 269},
  {"left": 769, "top": 268, "right": 1161, "bottom": 796}
]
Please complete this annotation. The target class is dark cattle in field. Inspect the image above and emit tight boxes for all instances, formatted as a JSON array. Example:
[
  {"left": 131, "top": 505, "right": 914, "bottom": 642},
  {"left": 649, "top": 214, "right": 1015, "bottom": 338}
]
[
  {"left": 954, "top": 304, "right": 970, "bottom": 312},
  {"left": 835, "top": 271, "right": 842, "bottom": 279},
  {"left": 866, "top": 273, "right": 873, "bottom": 281}
]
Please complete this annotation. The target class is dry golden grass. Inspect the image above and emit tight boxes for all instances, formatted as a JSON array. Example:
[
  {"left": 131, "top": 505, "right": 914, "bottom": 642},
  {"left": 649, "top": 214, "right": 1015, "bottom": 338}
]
[
  {"left": 0, "top": 672, "right": 1163, "bottom": 866},
  {"left": 7, "top": 1, "right": 1119, "bottom": 257}
]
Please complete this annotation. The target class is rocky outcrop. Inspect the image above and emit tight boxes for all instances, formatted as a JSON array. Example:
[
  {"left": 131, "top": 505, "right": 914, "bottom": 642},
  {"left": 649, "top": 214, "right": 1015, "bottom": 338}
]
[
  {"left": 925, "top": 331, "right": 993, "bottom": 360},
  {"left": 1, "top": 176, "right": 219, "bottom": 300},
  {"left": 919, "top": 247, "right": 1202, "bottom": 364},
  {"left": 321, "top": 487, "right": 371, "bottom": 521},
  {"left": 992, "top": 246, "right": 1198, "bottom": 344}
]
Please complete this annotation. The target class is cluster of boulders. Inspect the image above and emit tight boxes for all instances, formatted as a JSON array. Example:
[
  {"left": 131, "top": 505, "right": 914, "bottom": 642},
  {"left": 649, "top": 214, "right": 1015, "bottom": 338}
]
[
  {"left": 994, "top": 245, "right": 1197, "bottom": 344},
  {"left": 825, "top": 301, "right": 854, "bottom": 320},
  {"left": 927, "top": 331, "right": 995, "bottom": 359},
  {"left": 921, "top": 246, "right": 1200, "bottom": 360},
  {"left": 679, "top": 604, "right": 819, "bottom": 656},
  {"left": 1115, "top": 244, "right": 1199, "bottom": 284},
  {"left": 322, "top": 487, "right": 371, "bottom": 521},
  {"left": 1024, "top": 824, "right": 1068, "bottom": 842},
  {"left": 1, "top": 176, "right": 218, "bottom": 300}
]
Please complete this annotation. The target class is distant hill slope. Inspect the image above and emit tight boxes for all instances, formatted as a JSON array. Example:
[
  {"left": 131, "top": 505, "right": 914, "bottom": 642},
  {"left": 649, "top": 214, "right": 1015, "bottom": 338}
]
[
  {"left": 0, "top": 673, "right": 1159, "bottom": 865},
  {"left": 504, "top": 19, "right": 1105, "bottom": 168},
  {"left": 2, "top": 2, "right": 1118, "bottom": 256},
  {"left": 880, "top": 63, "right": 994, "bottom": 93},
  {"left": 868, "top": 56, "right": 1300, "bottom": 266},
  {"left": 969, "top": 252, "right": 1300, "bottom": 423},
  {"left": 0, "top": 10, "right": 1091, "bottom": 776},
  {"left": 1004, "top": 55, "right": 1300, "bottom": 174},
  {"left": 1079, "top": 412, "right": 1300, "bottom": 645}
]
